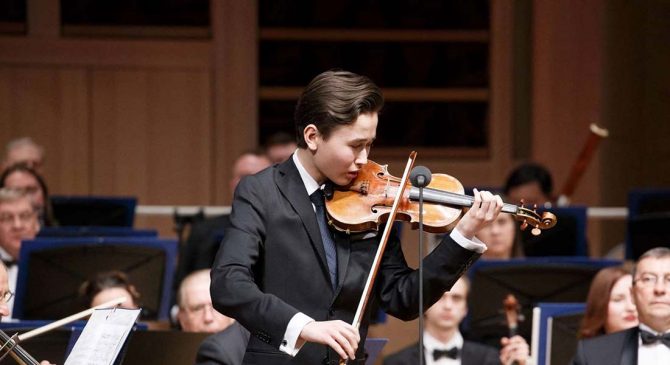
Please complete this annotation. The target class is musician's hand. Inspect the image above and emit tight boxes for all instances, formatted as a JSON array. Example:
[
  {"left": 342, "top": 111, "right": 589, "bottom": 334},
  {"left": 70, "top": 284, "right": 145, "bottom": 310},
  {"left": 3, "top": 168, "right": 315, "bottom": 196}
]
[
  {"left": 40, "top": 361, "right": 55, "bottom": 365},
  {"left": 500, "top": 335, "right": 530, "bottom": 365},
  {"left": 455, "top": 188, "right": 503, "bottom": 239},
  {"left": 299, "top": 320, "right": 360, "bottom": 360}
]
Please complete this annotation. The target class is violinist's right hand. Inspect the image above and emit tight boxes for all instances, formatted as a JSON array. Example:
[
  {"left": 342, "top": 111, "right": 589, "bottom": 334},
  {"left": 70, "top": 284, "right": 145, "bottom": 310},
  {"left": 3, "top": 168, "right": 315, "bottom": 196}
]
[
  {"left": 299, "top": 320, "right": 360, "bottom": 361},
  {"left": 454, "top": 188, "right": 503, "bottom": 240}
]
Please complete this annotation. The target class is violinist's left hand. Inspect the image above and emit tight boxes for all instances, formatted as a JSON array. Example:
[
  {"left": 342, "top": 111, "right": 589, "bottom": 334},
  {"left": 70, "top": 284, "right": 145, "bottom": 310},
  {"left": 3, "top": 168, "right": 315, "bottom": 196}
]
[{"left": 454, "top": 188, "right": 503, "bottom": 240}]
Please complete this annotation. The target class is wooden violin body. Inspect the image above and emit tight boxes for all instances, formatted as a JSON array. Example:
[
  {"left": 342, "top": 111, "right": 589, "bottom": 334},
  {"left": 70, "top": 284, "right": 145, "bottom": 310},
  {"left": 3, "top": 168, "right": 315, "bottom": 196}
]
[{"left": 326, "top": 160, "right": 464, "bottom": 234}]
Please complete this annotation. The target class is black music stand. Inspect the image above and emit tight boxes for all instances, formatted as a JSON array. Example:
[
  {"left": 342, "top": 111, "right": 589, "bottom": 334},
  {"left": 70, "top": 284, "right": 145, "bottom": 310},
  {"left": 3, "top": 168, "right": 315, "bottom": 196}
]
[
  {"left": 51, "top": 196, "right": 137, "bottom": 227},
  {"left": 521, "top": 206, "right": 588, "bottom": 257},
  {"left": 465, "top": 258, "right": 620, "bottom": 347},
  {"left": 13, "top": 237, "right": 177, "bottom": 321}
]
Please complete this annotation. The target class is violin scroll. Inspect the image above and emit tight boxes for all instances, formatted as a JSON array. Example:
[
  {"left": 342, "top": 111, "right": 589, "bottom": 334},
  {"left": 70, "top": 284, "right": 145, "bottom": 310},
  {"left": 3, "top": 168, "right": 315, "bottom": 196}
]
[{"left": 514, "top": 201, "right": 557, "bottom": 236}]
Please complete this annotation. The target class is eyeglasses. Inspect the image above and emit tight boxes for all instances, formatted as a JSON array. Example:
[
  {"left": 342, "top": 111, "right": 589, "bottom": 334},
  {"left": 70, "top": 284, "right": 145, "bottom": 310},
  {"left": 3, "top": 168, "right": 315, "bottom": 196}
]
[
  {"left": 0, "top": 290, "right": 14, "bottom": 304},
  {"left": 634, "top": 273, "right": 670, "bottom": 288},
  {"left": 11, "top": 186, "right": 40, "bottom": 195},
  {"left": 0, "top": 211, "right": 36, "bottom": 226}
]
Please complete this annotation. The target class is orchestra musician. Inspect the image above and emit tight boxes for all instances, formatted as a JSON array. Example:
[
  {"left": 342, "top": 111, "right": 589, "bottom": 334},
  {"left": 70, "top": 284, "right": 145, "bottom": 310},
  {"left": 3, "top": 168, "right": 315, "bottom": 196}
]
[
  {"left": 0, "top": 261, "right": 53, "bottom": 365},
  {"left": 383, "top": 276, "right": 530, "bottom": 365},
  {"left": 210, "top": 70, "right": 504, "bottom": 365}
]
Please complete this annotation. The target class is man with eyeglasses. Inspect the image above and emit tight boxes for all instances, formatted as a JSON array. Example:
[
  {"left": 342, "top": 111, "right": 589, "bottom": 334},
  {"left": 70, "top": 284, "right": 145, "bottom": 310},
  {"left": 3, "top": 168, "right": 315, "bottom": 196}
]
[
  {"left": 176, "top": 269, "right": 249, "bottom": 364},
  {"left": 0, "top": 188, "right": 40, "bottom": 318},
  {"left": 573, "top": 247, "right": 670, "bottom": 365},
  {"left": 0, "top": 261, "right": 54, "bottom": 364}
]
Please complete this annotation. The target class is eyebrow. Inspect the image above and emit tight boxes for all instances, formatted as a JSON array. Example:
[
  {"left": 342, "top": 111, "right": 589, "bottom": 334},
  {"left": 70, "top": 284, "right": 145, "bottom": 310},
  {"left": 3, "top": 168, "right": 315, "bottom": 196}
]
[{"left": 350, "top": 137, "right": 375, "bottom": 144}]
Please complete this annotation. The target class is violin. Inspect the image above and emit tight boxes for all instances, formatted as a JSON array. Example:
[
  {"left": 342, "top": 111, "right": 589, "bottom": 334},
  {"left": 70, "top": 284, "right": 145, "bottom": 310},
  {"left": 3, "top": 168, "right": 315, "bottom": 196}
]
[
  {"left": 503, "top": 294, "right": 521, "bottom": 337},
  {"left": 502, "top": 294, "right": 522, "bottom": 365},
  {"left": 0, "top": 330, "right": 40, "bottom": 365},
  {"left": 325, "top": 160, "right": 557, "bottom": 235}
]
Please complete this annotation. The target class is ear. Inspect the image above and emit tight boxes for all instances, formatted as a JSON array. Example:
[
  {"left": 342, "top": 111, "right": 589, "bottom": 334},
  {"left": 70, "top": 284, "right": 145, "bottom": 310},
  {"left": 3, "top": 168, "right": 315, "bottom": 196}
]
[{"left": 303, "top": 124, "right": 320, "bottom": 152}]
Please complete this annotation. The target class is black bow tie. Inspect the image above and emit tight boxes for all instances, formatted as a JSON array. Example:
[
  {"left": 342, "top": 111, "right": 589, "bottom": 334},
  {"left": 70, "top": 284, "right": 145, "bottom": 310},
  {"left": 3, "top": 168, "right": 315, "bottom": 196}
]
[
  {"left": 1, "top": 259, "right": 16, "bottom": 268},
  {"left": 433, "top": 347, "right": 459, "bottom": 361},
  {"left": 640, "top": 329, "right": 670, "bottom": 348}
]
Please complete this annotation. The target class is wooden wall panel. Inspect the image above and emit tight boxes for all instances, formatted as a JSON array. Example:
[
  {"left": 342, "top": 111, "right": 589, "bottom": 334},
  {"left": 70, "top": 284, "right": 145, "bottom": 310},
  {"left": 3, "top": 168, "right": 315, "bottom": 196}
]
[
  {"left": 531, "top": 1, "right": 605, "bottom": 207},
  {"left": 90, "top": 69, "right": 212, "bottom": 205},
  {"left": 0, "top": 67, "right": 90, "bottom": 195}
]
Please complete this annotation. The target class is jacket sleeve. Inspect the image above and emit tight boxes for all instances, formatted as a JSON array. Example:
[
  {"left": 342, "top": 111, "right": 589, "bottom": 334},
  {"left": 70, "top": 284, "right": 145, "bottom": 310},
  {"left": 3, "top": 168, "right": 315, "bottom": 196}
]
[{"left": 376, "top": 232, "right": 480, "bottom": 321}]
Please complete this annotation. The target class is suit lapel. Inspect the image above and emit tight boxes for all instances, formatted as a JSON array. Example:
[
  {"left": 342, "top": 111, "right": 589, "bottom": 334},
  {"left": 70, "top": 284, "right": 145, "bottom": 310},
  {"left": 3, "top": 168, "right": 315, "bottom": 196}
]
[
  {"left": 275, "top": 159, "right": 332, "bottom": 287},
  {"left": 461, "top": 342, "right": 476, "bottom": 364},
  {"left": 620, "top": 327, "right": 639, "bottom": 365}
]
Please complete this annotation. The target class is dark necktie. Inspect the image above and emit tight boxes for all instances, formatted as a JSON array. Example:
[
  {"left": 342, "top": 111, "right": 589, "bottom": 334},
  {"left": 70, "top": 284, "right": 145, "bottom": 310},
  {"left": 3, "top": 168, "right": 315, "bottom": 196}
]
[
  {"left": 640, "top": 329, "right": 670, "bottom": 348},
  {"left": 309, "top": 189, "right": 338, "bottom": 289},
  {"left": 433, "top": 347, "right": 459, "bottom": 361}
]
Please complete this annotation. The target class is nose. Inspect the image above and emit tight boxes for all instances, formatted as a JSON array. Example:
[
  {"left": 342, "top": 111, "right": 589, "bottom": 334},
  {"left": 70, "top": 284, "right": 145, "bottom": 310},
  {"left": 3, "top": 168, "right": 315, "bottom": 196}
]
[
  {"left": 202, "top": 304, "right": 214, "bottom": 323},
  {"left": 653, "top": 279, "right": 667, "bottom": 295},
  {"left": 354, "top": 148, "right": 368, "bottom": 167},
  {"left": 10, "top": 215, "right": 25, "bottom": 229}
]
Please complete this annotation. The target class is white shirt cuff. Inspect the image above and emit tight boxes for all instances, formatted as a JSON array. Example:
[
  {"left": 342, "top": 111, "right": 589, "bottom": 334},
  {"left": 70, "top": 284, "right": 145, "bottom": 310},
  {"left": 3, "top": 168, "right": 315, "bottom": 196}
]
[
  {"left": 450, "top": 228, "right": 487, "bottom": 254},
  {"left": 279, "top": 312, "right": 314, "bottom": 356}
]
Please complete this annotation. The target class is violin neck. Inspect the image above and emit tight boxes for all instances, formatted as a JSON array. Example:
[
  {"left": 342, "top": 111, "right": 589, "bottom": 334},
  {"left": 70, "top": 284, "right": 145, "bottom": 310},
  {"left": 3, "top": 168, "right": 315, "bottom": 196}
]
[{"left": 409, "top": 187, "right": 518, "bottom": 214}]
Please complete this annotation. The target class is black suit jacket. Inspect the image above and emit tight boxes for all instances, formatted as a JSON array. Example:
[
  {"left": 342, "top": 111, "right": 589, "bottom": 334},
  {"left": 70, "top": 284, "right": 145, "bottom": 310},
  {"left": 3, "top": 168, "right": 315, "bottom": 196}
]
[
  {"left": 383, "top": 340, "right": 500, "bottom": 365},
  {"left": 196, "top": 322, "right": 251, "bottom": 365},
  {"left": 572, "top": 327, "right": 638, "bottom": 365},
  {"left": 211, "top": 158, "right": 480, "bottom": 365},
  {"left": 175, "top": 214, "right": 230, "bottom": 287}
]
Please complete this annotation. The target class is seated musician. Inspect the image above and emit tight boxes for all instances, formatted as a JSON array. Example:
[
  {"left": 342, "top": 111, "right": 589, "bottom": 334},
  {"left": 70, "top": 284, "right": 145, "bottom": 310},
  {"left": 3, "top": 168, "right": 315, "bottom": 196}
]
[
  {"left": 178, "top": 269, "right": 235, "bottom": 333},
  {"left": 79, "top": 270, "right": 142, "bottom": 311},
  {"left": 0, "top": 261, "right": 53, "bottom": 365},
  {"left": 383, "top": 276, "right": 530, "bottom": 365},
  {"left": 0, "top": 188, "right": 40, "bottom": 317}
]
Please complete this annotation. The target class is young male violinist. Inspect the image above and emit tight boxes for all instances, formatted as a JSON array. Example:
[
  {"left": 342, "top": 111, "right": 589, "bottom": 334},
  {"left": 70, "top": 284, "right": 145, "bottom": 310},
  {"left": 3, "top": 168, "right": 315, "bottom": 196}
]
[{"left": 210, "top": 70, "right": 504, "bottom": 365}]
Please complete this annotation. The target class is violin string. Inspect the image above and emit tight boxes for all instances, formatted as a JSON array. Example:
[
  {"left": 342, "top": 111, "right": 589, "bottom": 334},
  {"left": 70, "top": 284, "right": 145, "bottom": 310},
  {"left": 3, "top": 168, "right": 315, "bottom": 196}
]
[{"left": 0, "top": 330, "right": 39, "bottom": 365}]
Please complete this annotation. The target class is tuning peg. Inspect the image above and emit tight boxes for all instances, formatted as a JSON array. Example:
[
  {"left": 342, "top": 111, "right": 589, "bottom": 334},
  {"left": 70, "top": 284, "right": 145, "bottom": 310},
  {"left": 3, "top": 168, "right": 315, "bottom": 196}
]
[
  {"left": 520, "top": 221, "right": 528, "bottom": 231},
  {"left": 531, "top": 226, "right": 541, "bottom": 236}
]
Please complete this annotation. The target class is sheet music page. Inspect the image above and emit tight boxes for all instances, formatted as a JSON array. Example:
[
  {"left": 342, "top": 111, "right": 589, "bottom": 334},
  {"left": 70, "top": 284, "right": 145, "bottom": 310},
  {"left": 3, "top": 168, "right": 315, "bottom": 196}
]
[{"left": 65, "top": 308, "right": 141, "bottom": 365}]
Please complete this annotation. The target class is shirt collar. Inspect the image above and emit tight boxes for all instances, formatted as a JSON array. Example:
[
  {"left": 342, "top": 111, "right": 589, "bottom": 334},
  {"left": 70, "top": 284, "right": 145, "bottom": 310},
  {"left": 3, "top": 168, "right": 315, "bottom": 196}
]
[
  {"left": 640, "top": 323, "right": 670, "bottom": 335},
  {"left": 423, "top": 331, "right": 463, "bottom": 351},
  {"left": 0, "top": 247, "right": 13, "bottom": 262},
  {"left": 292, "top": 151, "right": 321, "bottom": 195}
]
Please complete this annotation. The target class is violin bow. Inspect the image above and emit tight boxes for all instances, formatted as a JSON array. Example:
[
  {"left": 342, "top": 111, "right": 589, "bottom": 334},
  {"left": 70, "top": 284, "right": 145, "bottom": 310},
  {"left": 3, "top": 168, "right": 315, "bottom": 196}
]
[{"left": 341, "top": 151, "right": 417, "bottom": 364}]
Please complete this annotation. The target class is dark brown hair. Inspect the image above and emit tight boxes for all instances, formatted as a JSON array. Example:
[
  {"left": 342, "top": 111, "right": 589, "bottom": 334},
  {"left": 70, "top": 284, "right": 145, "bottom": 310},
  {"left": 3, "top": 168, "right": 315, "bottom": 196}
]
[
  {"left": 79, "top": 270, "right": 141, "bottom": 307},
  {"left": 0, "top": 162, "right": 56, "bottom": 226},
  {"left": 578, "top": 266, "right": 631, "bottom": 339},
  {"left": 294, "top": 70, "right": 384, "bottom": 148}
]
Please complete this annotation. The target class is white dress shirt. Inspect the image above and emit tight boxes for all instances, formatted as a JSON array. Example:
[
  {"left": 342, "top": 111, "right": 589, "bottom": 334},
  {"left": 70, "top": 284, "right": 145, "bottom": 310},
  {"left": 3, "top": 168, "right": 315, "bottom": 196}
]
[
  {"left": 638, "top": 323, "right": 670, "bottom": 365},
  {"left": 0, "top": 247, "right": 17, "bottom": 319}
]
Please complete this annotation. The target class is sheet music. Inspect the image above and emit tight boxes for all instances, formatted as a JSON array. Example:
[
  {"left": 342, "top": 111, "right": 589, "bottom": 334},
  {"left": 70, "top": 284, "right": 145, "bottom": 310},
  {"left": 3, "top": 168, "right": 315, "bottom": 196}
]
[{"left": 65, "top": 308, "right": 140, "bottom": 365}]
